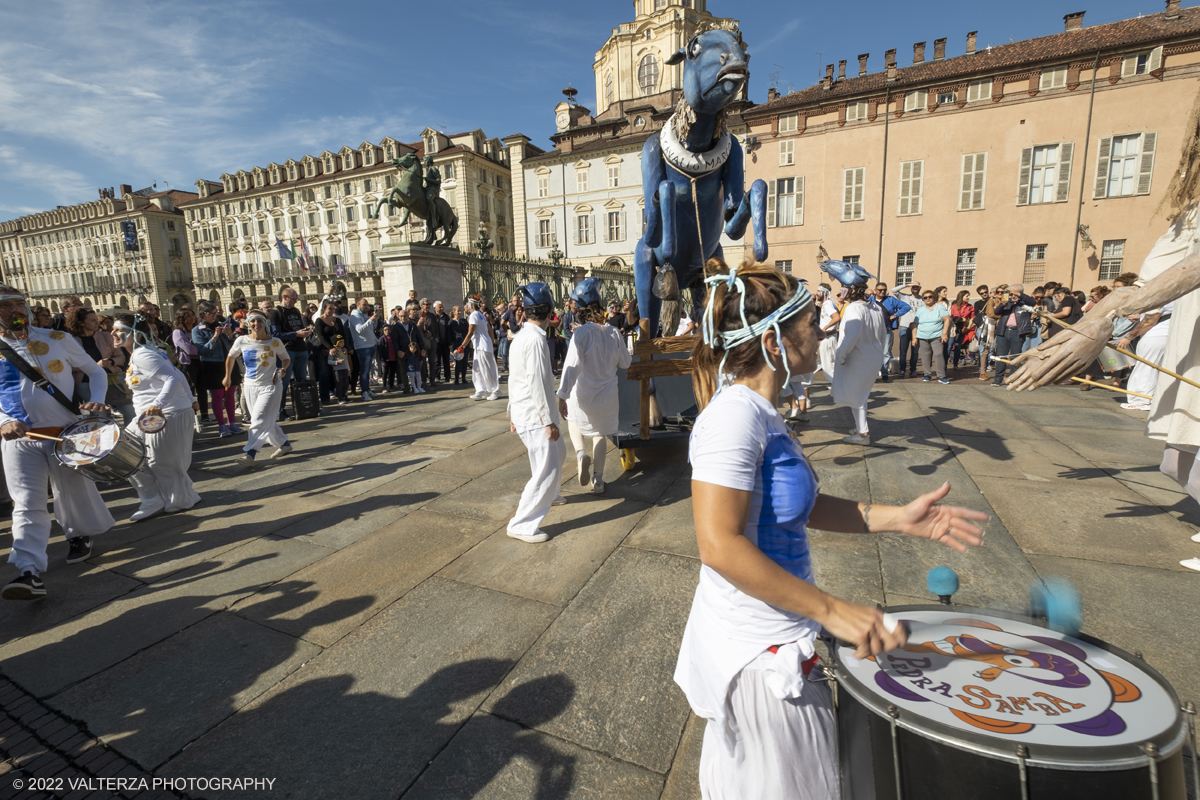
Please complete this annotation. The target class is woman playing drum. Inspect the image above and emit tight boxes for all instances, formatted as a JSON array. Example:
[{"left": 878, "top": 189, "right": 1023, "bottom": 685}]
[
  {"left": 555, "top": 278, "right": 631, "bottom": 494},
  {"left": 224, "top": 311, "right": 291, "bottom": 466},
  {"left": 676, "top": 260, "right": 988, "bottom": 799},
  {"left": 112, "top": 314, "right": 201, "bottom": 522}
]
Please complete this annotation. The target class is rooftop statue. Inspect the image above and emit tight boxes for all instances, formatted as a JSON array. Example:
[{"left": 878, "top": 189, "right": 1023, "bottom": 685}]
[
  {"left": 374, "top": 153, "right": 459, "bottom": 247},
  {"left": 634, "top": 26, "right": 768, "bottom": 337}
]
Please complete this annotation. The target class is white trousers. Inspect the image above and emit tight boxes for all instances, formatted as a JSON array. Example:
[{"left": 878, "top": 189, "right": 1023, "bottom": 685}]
[
  {"left": 243, "top": 382, "right": 287, "bottom": 453},
  {"left": 850, "top": 404, "right": 869, "bottom": 436},
  {"left": 1161, "top": 444, "right": 1200, "bottom": 503},
  {"left": 126, "top": 409, "right": 200, "bottom": 513},
  {"left": 472, "top": 346, "right": 500, "bottom": 395},
  {"left": 699, "top": 656, "right": 838, "bottom": 800},
  {"left": 567, "top": 419, "right": 607, "bottom": 482},
  {"left": 818, "top": 337, "right": 838, "bottom": 380},
  {"left": 2, "top": 437, "right": 114, "bottom": 574},
  {"left": 509, "top": 424, "right": 565, "bottom": 537},
  {"left": 1128, "top": 324, "right": 1170, "bottom": 404}
]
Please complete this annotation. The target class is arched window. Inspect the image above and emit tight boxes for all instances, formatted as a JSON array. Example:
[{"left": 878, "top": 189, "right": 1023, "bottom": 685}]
[
  {"left": 638, "top": 54, "right": 660, "bottom": 95},
  {"left": 605, "top": 73, "right": 614, "bottom": 108}
]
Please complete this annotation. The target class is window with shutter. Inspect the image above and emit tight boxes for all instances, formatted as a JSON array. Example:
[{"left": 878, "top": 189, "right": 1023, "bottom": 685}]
[
  {"left": 1026, "top": 145, "right": 1059, "bottom": 205},
  {"left": 796, "top": 176, "right": 805, "bottom": 226},
  {"left": 779, "top": 113, "right": 798, "bottom": 133},
  {"left": 1055, "top": 142, "right": 1074, "bottom": 202},
  {"left": 846, "top": 101, "right": 867, "bottom": 121},
  {"left": 843, "top": 168, "right": 865, "bottom": 221},
  {"left": 775, "top": 178, "right": 796, "bottom": 226},
  {"left": 779, "top": 140, "right": 795, "bottom": 166},
  {"left": 1094, "top": 136, "right": 1113, "bottom": 199},
  {"left": 767, "top": 179, "right": 776, "bottom": 228},
  {"left": 904, "top": 91, "right": 927, "bottom": 112},
  {"left": 1017, "top": 147, "right": 1033, "bottom": 206},
  {"left": 898, "top": 160, "right": 923, "bottom": 216},
  {"left": 1136, "top": 132, "right": 1156, "bottom": 195},
  {"left": 1039, "top": 67, "right": 1067, "bottom": 90},
  {"left": 960, "top": 152, "right": 987, "bottom": 210}
]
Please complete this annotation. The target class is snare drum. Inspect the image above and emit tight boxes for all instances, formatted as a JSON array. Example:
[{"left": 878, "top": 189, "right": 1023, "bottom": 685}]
[
  {"left": 54, "top": 417, "right": 146, "bottom": 483},
  {"left": 831, "top": 606, "right": 1187, "bottom": 799}
]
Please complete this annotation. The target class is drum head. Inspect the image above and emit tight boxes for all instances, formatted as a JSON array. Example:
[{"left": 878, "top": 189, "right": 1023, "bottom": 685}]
[
  {"left": 138, "top": 412, "right": 166, "bottom": 433},
  {"left": 451, "top": 351, "right": 465, "bottom": 361},
  {"left": 56, "top": 417, "right": 120, "bottom": 466},
  {"left": 832, "top": 606, "right": 1185, "bottom": 769}
]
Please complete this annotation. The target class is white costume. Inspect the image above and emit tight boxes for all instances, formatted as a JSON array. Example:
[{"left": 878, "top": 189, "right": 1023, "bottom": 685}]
[
  {"left": 228, "top": 336, "right": 289, "bottom": 454},
  {"left": 557, "top": 321, "right": 632, "bottom": 487},
  {"left": 0, "top": 328, "right": 114, "bottom": 574},
  {"left": 1138, "top": 206, "right": 1200, "bottom": 509},
  {"left": 507, "top": 323, "right": 565, "bottom": 537},
  {"left": 125, "top": 346, "right": 200, "bottom": 514},
  {"left": 1126, "top": 303, "right": 1172, "bottom": 405},
  {"left": 468, "top": 309, "right": 500, "bottom": 397},
  {"left": 833, "top": 300, "right": 886, "bottom": 436},
  {"left": 676, "top": 386, "right": 837, "bottom": 800},
  {"left": 817, "top": 299, "right": 839, "bottom": 378}
]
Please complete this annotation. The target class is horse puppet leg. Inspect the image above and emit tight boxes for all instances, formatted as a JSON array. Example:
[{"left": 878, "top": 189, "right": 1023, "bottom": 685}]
[
  {"left": 748, "top": 179, "right": 768, "bottom": 264},
  {"left": 652, "top": 181, "right": 681, "bottom": 338},
  {"left": 634, "top": 238, "right": 661, "bottom": 341}
]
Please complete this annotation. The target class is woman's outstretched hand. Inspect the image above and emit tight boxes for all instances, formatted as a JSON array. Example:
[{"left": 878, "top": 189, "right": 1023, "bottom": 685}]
[{"left": 896, "top": 482, "right": 988, "bottom": 554}]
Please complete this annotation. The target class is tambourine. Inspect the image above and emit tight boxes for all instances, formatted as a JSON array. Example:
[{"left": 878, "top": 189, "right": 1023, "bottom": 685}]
[
  {"left": 137, "top": 411, "right": 167, "bottom": 434},
  {"left": 451, "top": 350, "right": 465, "bottom": 362}
]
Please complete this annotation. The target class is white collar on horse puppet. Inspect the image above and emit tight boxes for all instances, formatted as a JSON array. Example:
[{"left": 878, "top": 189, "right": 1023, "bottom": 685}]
[{"left": 659, "top": 118, "right": 731, "bottom": 177}]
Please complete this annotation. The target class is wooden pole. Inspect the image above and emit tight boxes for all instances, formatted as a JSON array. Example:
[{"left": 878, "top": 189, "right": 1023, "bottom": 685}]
[{"left": 1069, "top": 376, "right": 1152, "bottom": 400}]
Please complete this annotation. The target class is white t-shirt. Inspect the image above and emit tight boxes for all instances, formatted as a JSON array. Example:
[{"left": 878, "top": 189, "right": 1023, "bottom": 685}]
[
  {"left": 468, "top": 310, "right": 492, "bottom": 350},
  {"left": 819, "top": 298, "right": 839, "bottom": 331},
  {"left": 228, "top": 336, "right": 288, "bottom": 387},
  {"left": 675, "top": 311, "right": 694, "bottom": 336},
  {"left": 126, "top": 347, "right": 194, "bottom": 414}
]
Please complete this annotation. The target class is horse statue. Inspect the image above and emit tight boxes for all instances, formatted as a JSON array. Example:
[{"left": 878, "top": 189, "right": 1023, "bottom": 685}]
[
  {"left": 373, "top": 152, "right": 460, "bottom": 247},
  {"left": 634, "top": 25, "right": 768, "bottom": 338}
]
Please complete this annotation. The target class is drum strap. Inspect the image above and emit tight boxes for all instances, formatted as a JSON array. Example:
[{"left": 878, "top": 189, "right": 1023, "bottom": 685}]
[{"left": 0, "top": 338, "right": 81, "bottom": 416}]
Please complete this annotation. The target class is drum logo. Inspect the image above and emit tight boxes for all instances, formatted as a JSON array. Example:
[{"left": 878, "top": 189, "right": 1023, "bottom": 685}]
[{"left": 871, "top": 618, "right": 1140, "bottom": 737}]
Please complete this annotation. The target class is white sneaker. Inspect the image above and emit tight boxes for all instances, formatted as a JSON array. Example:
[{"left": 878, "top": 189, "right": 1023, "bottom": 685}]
[
  {"left": 786, "top": 408, "right": 800, "bottom": 420},
  {"left": 797, "top": 412, "right": 810, "bottom": 422},
  {"left": 130, "top": 501, "right": 165, "bottom": 522},
  {"left": 487, "top": 391, "right": 502, "bottom": 400},
  {"left": 577, "top": 451, "right": 592, "bottom": 486},
  {"left": 508, "top": 529, "right": 549, "bottom": 543},
  {"left": 1191, "top": 532, "right": 1200, "bottom": 543},
  {"left": 363, "top": 390, "right": 375, "bottom": 401},
  {"left": 236, "top": 451, "right": 257, "bottom": 466},
  {"left": 551, "top": 496, "right": 567, "bottom": 506},
  {"left": 843, "top": 433, "right": 871, "bottom": 445},
  {"left": 271, "top": 443, "right": 293, "bottom": 459},
  {"left": 1120, "top": 402, "right": 1150, "bottom": 410},
  {"left": 1181, "top": 558, "right": 1200, "bottom": 572},
  {"left": 848, "top": 428, "right": 858, "bottom": 436},
  {"left": 592, "top": 480, "right": 605, "bottom": 494},
  {"left": 470, "top": 392, "right": 486, "bottom": 401}
]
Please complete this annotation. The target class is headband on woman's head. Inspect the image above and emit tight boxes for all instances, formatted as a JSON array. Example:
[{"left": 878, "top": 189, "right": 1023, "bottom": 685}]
[
  {"left": 701, "top": 264, "right": 813, "bottom": 390},
  {"left": 246, "top": 311, "right": 268, "bottom": 322}
]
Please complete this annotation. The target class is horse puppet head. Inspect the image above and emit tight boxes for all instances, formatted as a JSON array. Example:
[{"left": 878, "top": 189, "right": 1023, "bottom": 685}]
[{"left": 665, "top": 27, "right": 748, "bottom": 142}]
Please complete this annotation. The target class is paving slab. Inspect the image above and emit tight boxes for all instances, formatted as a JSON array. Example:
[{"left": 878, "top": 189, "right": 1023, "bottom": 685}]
[
  {"left": 914, "top": 401, "right": 1048, "bottom": 441},
  {"left": 482, "top": 547, "right": 697, "bottom": 774},
  {"left": 660, "top": 713, "right": 705, "bottom": 800},
  {"left": 862, "top": 444, "right": 986, "bottom": 507},
  {"left": 861, "top": 415, "right": 947, "bottom": 451},
  {"left": 1011, "top": 402, "right": 1144, "bottom": 431},
  {"left": 404, "top": 712, "right": 664, "bottom": 799},
  {"left": 976, "top": 475, "right": 1199, "bottom": 570},
  {"left": 238, "top": 509, "right": 497, "bottom": 646},
  {"left": 424, "top": 433, "right": 529, "bottom": 480},
  {"left": 623, "top": 473, "right": 699, "bottom": 560},
  {"left": 0, "top": 564, "right": 141, "bottom": 649},
  {"left": 285, "top": 445, "right": 457, "bottom": 500},
  {"left": 424, "top": 457, "right": 533, "bottom": 522},
  {"left": 1104, "top": 466, "right": 1200, "bottom": 530},
  {"left": 409, "top": 417, "right": 512, "bottom": 451},
  {"left": 0, "top": 536, "right": 327, "bottom": 696},
  {"left": 159, "top": 577, "right": 559, "bottom": 800},
  {"left": 567, "top": 445, "right": 689, "bottom": 505},
  {"left": 943, "top": 434, "right": 1109, "bottom": 486},
  {"left": 809, "top": 531, "right": 883, "bottom": 607},
  {"left": 1041, "top": 425, "right": 1166, "bottom": 467},
  {"left": 49, "top": 613, "right": 320, "bottom": 770},
  {"left": 1028, "top": 555, "right": 1200, "bottom": 703},
  {"left": 439, "top": 498, "right": 651, "bottom": 607},
  {"left": 271, "top": 470, "right": 468, "bottom": 550},
  {"left": 807, "top": 451, "right": 870, "bottom": 504}
]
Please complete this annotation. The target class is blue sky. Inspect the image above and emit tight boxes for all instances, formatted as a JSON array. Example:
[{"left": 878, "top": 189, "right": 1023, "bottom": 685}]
[{"left": 0, "top": 0, "right": 1178, "bottom": 219}]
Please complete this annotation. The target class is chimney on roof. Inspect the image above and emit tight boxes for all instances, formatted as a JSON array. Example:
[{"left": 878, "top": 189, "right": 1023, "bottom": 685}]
[
  {"left": 913, "top": 41, "right": 926, "bottom": 65},
  {"left": 1166, "top": 0, "right": 1181, "bottom": 19},
  {"left": 838, "top": 60, "right": 847, "bottom": 80},
  {"left": 823, "top": 63, "right": 834, "bottom": 90},
  {"left": 966, "top": 31, "right": 978, "bottom": 56},
  {"left": 1064, "top": 11, "right": 1085, "bottom": 32},
  {"left": 933, "top": 37, "right": 947, "bottom": 61},
  {"left": 858, "top": 53, "right": 869, "bottom": 76},
  {"left": 119, "top": 184, "right": 132, "bottom": 197},
  {"left": 885, "top": 48, "right": 896, "bottom": 67},
  {"left": 768, "top": 87, "right": 778, "bottom": 101}
]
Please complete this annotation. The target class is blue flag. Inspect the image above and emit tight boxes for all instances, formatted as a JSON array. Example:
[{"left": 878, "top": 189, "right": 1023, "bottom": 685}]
[{"left": 275, "top": 237, "right": 293, "bottom": 260}]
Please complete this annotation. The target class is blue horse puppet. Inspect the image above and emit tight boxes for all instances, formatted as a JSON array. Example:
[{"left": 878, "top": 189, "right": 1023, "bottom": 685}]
[{"left": 634, "top": 26, "right": 769, "bottom": 338}]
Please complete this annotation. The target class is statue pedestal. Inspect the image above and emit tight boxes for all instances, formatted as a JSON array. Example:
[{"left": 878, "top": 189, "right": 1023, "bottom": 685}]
[{"left": 377, "top": 243, "right": 465, "bottom": 312}]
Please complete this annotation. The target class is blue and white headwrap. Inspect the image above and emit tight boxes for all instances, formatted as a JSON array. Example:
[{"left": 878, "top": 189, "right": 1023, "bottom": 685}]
[{"left": 701, "top": 265, "right": 814, "bottom": 389}]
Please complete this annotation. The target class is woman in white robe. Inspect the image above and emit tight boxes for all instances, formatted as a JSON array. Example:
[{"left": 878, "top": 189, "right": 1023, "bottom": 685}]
[
  {"left": 113, "top": 314, "right": 201, "bottom": 521},
  {"left": 224, "top": 312, "right": 291, "bottom": 466},
  {"left": 555, "top": 279, "right": 631, "bottom": 494},
  {"left": 832, "top": 284, "right": 886, "bottom": 444}
]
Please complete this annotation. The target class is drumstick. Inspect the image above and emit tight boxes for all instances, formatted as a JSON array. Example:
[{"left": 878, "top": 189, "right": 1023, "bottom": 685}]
[
  {"left": 1069, "top": 377, "right": 1152, "bottom": 400},
  {"left": 1047, "top": 317, "right": 1200, "bottom": 392},
  {"left": 24, "top": 432, "right": 64, "bottom": 443}
]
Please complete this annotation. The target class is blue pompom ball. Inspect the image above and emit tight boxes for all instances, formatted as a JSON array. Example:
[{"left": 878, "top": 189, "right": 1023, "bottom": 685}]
[
  {"left": 926, "top": 566, "right": 959, "bottom": 598},
  {"left": 1031, "top": 578, "right": 1082, "bottom": 636}
]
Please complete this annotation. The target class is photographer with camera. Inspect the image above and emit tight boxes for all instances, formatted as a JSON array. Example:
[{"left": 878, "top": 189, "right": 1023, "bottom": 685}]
[{"left": 348, "top": 297, "right": 380, "bottom": 401}]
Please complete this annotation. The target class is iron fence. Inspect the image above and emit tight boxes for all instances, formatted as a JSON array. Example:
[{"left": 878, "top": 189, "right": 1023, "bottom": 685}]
[{"left": 462, "top": 253, "right": 635, "bottom": 306}]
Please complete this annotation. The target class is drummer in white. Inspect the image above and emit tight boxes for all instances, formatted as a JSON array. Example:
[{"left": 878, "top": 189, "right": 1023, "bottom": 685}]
[
  {"left": 0, "top": 285, "right": 114, "bottom": 600},
  {"left": 460, "top": 297, "right": 500, "bottom": 401},
  {"left": 224, "top": 311, "right": 292, "bottom": 466},
  {"left": 556, "top": 278, "right": 631, "bottom": 494},
  {"left": 112, "top": 314, "right": 201, "bottom": 521},
  {"left": 678, "top": 261, "right": 987, "bottom": 799}
]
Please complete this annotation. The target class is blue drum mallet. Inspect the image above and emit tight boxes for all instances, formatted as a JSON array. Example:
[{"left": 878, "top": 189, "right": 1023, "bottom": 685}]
[
  {"left": 1030, "top": 577, "right": 1083, "bottom": 637},
  {"left": 926, "top": 566, "right": 959, "bottom": 605}
]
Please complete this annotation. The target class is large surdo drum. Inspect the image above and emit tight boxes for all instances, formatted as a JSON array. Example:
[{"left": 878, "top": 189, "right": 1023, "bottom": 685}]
[
  {"left": 53, "top": 417, "right": 146, "bottom": 483},
  {"left": 831, "top": 606, "right": 1187, "bottom": 799}
]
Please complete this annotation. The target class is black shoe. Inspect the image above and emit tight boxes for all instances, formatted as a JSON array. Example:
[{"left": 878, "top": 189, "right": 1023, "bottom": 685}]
[
  {"left": 881, "top": 375, "right": 891, "bottom": 383},
  {"left": 3, "top": 572, "right": 46, "bottom": 600},
  {"left": 66, "top": 536, "right": 93, "bottom": 564}
]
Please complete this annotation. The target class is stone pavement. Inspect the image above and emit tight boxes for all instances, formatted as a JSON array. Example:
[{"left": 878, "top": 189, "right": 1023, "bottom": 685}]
[{"left": 0, "top": 371, "right": 1196, "bottom": 799}]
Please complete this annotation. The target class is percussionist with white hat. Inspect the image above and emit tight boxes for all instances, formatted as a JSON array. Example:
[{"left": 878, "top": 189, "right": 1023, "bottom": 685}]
[{"left": 0, "top": 285, "right": 113, "bottom": 600}]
